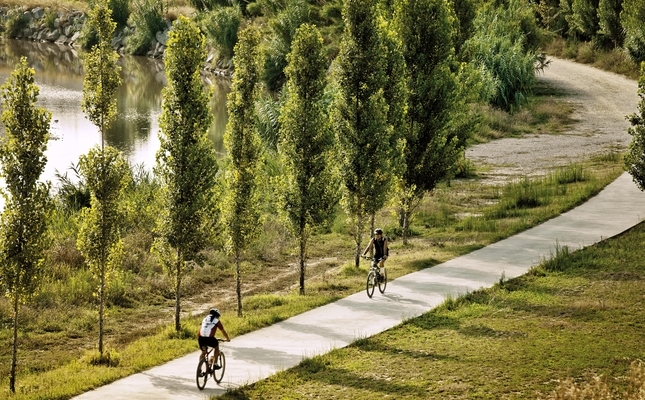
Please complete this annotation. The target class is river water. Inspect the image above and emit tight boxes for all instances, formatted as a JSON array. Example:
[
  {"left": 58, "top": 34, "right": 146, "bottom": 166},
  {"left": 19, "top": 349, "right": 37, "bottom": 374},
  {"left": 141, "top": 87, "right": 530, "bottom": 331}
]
[{"left": 0, "top": 38, "right": 230, "bottom": 186}]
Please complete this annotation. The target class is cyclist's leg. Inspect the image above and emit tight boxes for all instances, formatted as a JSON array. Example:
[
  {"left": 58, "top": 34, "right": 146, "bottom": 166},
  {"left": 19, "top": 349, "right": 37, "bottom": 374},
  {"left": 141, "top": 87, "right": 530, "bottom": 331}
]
[
  {"left": 210, "top": 337, "right": 221, "bottom": 368},
  {"left": 198, "top": 336, "right": 208, "bottom": 360}
]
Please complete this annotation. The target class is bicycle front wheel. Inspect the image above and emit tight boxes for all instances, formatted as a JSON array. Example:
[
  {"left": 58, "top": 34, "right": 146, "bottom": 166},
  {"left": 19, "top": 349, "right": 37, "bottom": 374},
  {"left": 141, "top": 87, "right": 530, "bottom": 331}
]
[
  {"left": 214, "top": 352, "right": 226, "bottom": 383},
  {"left": 196, "top": 358, "right": 209, "bottom": 390},
  {"left": 378, "top": 268, "right": 387, "bottom": 294},
  {"left": 366, "top": 270, "right": 376, "bottom": 298}
]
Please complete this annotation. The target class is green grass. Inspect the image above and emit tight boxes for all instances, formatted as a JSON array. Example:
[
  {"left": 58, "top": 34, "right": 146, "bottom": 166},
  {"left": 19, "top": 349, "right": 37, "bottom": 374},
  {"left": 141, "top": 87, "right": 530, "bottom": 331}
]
[{"left": 219, "top": 222, "right": 645, "bottom": 399}]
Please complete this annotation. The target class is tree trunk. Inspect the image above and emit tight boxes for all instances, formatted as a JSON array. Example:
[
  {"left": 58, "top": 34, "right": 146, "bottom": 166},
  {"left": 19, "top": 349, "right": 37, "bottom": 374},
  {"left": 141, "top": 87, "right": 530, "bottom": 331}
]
[
  {"left": 236, "top": 251, "right": 242, "bottom": 317},
  {"left": 99, "top": 271, "right": 105, "bottom": 355},
  {"left": 10, "top": 295, "right": 18, "bottom": 393},
  {"left": 402, "top": 207, "right": 410, "bottom": 245},
  {"left": 299, "top": 234, "right": 306, "bottom": 295},
  {"left": 354, "top": 213, "right": 364, "bottom": 268},
  {"left": 175, "top": 256, "right": 182, "bottom": 332},
  {"left": 369, "top": 213, "right": 375, "bottom": 257}
]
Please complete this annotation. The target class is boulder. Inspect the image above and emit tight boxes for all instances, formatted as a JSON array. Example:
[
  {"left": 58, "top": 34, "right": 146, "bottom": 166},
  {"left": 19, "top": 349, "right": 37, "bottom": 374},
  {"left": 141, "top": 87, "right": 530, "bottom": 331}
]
[
  {"left": 55, "top": 34, "right": 68, "bottom": 45},
  {"left": 155, "top": 30, "right": 168, "bottom": 46},
  {"left": 69, "top": 31, "right": 81, "bottom": 46},
  {"left": 46, "top": 29, "right": 61, "bottom": 42},
  {"left": 31, "top": 7, "right": 44, "bottom": 20},
  {"left": 64, "top": 25, "right": 73, "bottom": 37}
]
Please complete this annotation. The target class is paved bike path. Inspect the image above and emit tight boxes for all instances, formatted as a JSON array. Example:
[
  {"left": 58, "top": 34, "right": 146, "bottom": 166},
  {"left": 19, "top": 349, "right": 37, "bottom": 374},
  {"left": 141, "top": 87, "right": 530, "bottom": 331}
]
[{"left": 73, "top": 172, "right": 645, "bottom": 399}]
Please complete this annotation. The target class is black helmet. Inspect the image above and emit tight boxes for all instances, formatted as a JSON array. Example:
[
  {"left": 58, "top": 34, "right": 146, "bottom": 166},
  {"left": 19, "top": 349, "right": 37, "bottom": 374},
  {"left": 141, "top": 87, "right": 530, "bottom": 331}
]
[
  {"left": 209, "top": 308, "right": 221, "bottom": 318},
  {"left": 374, "top": 228, "right": 383, "bottom": 235}
]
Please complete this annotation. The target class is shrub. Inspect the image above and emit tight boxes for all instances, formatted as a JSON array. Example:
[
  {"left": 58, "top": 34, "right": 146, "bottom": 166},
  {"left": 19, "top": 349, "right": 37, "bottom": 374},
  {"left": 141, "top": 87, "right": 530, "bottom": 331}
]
[
  {"left": 597, "top": 0, "right": 624, "bottom": 47},
  {"left": 198, "top": 6, "right": 241, "bottom": 60},
  {"left": 110, "top": 0, "right": 130, "bottom": 28},
  {"left": 126, "top": 0, "right": 166, "bottom": 55},
  {"left": 464, "top": 0, "right": 541, "bottom": 110},
  {"left": 567, "top": 0, "right": 600, "bottom": 41},
  {"left": 5, "top": 7, "right": 30, "bottom": 38},
  {"left": 621, "top": 0, "right": 645, "bottom": 62}
]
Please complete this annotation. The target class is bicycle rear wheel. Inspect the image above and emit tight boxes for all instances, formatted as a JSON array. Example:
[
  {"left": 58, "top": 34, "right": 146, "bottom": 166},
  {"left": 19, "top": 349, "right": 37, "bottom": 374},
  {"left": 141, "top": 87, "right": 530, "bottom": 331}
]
[
  {"left": 214, "top": 352, "right": 226, "bottom": 383},
  {"left": 366, "top": 270, "right": 376, "bottom": 298},
  {"left": 378, "top": 268, "right": 387, "bottom": 294},
  {"left": 196, "top": 358, "right": 209, "bottom": 390}
]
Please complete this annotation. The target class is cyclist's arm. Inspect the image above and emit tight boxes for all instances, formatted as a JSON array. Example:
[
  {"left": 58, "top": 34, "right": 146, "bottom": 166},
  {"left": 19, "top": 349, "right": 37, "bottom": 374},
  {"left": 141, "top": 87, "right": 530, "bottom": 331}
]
[
  {"left": 362, "top": 238, "right": 374, "bottom": 256},
  {"left": 384, "top": 239, "right": 389, "bottom": 259},
  {"left": 216, "top": 321, "right": 230, "bottom": 341}
]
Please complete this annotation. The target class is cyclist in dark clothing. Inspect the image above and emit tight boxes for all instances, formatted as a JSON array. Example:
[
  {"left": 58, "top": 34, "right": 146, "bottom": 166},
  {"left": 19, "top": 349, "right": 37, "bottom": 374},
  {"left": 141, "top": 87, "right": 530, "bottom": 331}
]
[{"left": 362, "top": 228, "right": 389, "bottom": 279}]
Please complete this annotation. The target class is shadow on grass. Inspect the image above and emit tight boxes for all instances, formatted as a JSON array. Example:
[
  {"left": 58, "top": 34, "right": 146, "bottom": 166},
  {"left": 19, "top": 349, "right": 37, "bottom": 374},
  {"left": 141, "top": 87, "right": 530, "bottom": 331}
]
[{"left": 402, "top": 257, "right": 442, "bottom": 271}]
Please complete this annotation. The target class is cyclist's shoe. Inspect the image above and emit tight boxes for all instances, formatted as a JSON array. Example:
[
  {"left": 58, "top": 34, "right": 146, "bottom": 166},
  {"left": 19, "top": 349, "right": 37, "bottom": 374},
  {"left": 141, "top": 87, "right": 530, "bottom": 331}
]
[
  {"left": 205, "top": 367, "right": 212, "bottom": 374},
  {"left": 213, "top": 364, "right": 222, "bottom": 370}
]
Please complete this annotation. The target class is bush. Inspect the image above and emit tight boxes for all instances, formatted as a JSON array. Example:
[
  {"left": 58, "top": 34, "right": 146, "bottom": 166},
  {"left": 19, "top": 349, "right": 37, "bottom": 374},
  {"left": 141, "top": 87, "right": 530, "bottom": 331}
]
[
  {"left": 126, "top": 0, "right": 167, "bottom": 55},
  {"left": 5, "top": 7, "right": 30, "bottom": 38},
  {"left": 110, "top": 0, "right": 130, "bottom": 28},
  {"left": 198, "top": 6, "right": 242, "bottom": 60},
  {"left": 621, "top": 0, "right": 645, "bottom": 62},
  {"left": 464, "top": 0, "right": 540, "bottom": 110}
]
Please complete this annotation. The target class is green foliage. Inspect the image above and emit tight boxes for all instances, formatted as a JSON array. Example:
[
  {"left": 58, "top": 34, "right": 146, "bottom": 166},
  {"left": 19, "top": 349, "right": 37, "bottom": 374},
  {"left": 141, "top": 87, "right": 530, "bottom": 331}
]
[
  {"left": 620, "top": 0, "right": 645, "bottom": 62},
  {"left": 278, "top": 24, "right": 338, "bottom": 294},
  {"left": 464, "top": 0, "right": 541, "bottom": 110},
  {"left": 451, "top": 0, "right": 477, "bottom": 57},
  {"left": 126, "top": 0, "right": 167, "bottom": 55},
  {"left": 4, "top": 7, "right": 30, "bottom": 39},
  {"left": 223, "top": 26, "right": 263, "bottom": 315},
  {"left": 82, "top": 0, "right": 122, "bottom": 146},
  {"left": 332, "top": 0, "right": 391, "bottom": 265},
  {"left": 198, "top": 6, "right": 242, "bottom": 60},
  {"left": 263, "top": 0, "right": 310, "bottom": 91},
  {"left": 155, "top": 16, "right": 219, "bottom": 330},
  {"left": 625, "top": 62, "right": 645, "bottom": 188},
  {"left": 568, "top": 0, "right": 600, "bottom": 40},
  {"left": 76, "top": 146, "right": 130, "bottom": 353},
  {"left": 188, "top": 0, "right": 233, "bottom": 12},
  {"left": 255, "top": 91, "right": 284, "bottom": 151},
  {"left": 0, "top": 57, "right": 52, "bottom": 393},
  {"left": 597, "top": 0, "right": 624, "bottom": 47},
  {"left": 394, "top": 0, "right": 467, "bottom": 242},
  {"left": 54, "top": 163, "right": 91, "bottom": 211},
  {"left": 110, "top": 0, "right": 131, "bottom": 28}
]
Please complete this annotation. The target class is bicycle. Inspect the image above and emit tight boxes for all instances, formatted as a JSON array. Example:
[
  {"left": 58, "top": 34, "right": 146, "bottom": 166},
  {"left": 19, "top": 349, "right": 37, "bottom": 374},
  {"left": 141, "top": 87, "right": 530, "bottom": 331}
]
[
  {"left": 196, "top": 338, "right": 228, "bottom": 390},
  {"left": 362, "top": 255, "right": 387, "bottom": 298}
]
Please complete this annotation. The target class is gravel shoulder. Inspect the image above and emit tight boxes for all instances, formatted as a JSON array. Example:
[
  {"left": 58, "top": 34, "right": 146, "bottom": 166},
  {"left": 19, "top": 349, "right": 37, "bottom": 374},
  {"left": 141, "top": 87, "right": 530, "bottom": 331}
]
[{"left": 466, "top": 57, "right": 639, "bottom": 182}]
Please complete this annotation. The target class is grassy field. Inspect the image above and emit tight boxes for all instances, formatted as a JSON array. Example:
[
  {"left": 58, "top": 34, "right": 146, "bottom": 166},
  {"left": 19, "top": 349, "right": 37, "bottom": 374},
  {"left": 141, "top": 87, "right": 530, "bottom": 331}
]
[{"left": 219, "top": 221, "right": 645, "bottom": 400}]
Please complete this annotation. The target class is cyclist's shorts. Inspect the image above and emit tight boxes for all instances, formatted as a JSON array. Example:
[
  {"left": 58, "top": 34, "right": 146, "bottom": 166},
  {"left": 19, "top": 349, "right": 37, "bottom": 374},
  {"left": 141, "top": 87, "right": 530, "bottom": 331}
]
[{"left": 198, "top": 335, "right": 219, "bottom": 350}]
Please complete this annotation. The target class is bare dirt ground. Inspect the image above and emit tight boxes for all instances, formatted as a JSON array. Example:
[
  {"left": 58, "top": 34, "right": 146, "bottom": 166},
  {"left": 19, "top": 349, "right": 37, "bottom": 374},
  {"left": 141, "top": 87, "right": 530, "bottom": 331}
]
[{"left": 467, "top": 57, "right": 639, "bottom": 183}]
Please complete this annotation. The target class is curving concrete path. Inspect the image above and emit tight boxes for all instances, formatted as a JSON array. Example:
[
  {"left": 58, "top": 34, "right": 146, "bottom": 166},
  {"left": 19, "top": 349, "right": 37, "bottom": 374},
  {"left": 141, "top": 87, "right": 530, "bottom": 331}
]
[{"left": 73, "top": 172, "right": 645, "bottom": 399}]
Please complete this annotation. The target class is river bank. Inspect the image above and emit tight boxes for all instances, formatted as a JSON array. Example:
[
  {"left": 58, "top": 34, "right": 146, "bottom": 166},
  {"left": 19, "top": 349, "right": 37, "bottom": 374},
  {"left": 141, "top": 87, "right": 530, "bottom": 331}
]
[{"left": 0, "top": 5, "right": 233, "bottom": 77}]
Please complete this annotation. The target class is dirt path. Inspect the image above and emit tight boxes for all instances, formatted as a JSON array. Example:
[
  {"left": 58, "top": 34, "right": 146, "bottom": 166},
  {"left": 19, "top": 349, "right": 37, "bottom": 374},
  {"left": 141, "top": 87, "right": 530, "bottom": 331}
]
[{"left": 467, "top": 57, "right": 640, "bottom": 182}]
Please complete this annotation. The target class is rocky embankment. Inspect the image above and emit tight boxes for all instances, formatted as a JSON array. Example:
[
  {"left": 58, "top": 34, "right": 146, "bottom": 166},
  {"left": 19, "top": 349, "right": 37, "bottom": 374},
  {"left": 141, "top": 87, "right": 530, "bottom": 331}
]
[{"left": 0, "top": 6, "right": 232, "bottom": 76}]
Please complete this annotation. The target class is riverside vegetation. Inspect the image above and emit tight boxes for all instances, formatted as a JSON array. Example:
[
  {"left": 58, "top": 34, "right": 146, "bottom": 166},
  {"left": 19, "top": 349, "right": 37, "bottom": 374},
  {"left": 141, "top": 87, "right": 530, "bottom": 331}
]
[{"left": 1, "top": 0, "right": 645, "bottom": 399}]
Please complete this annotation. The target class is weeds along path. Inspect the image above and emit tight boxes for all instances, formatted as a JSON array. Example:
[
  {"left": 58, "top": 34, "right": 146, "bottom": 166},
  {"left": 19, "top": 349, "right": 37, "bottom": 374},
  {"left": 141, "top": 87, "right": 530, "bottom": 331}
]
[{"left": 467, "top": 56, "right": 639, "bottom": 183}]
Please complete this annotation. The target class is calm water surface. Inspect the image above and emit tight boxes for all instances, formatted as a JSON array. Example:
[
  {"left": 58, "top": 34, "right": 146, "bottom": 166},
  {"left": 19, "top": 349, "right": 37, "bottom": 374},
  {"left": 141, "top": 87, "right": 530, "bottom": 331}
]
[{"left": 0, "top": 38, "right": 230, "bottom": 184}]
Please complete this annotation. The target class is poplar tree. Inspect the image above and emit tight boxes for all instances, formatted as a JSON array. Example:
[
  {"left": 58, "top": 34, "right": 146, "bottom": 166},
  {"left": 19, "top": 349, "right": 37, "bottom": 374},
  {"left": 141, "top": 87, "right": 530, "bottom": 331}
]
[
  {"left": 625, "top": 63, "right": 645, "bottom": 186},
  {"left": 77, "top": 0, "right": 130, "bottom": 357},
  {"left": 394, "top": 0, "right": 464, "bottom": 244},
  {"left": 81, "top": 0, "right": 121, "bottom": 150},
  {"left": 222, "top": 27, "right": 262, "bottom": 317},
  {"left": 155, "top": 16, "right": 219, "bottom": 331},
  {"left": 332, "top": 0, "right": 390, "bottom": 268},
  {"left": 76, "top": 147, "right": 130, "bottom": 355},
  {"left": 278, "top": 24, "right": 338, "bottom": 295},
  {"left": 0, "top": 58, "right": 52, "bottom": 393}
]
